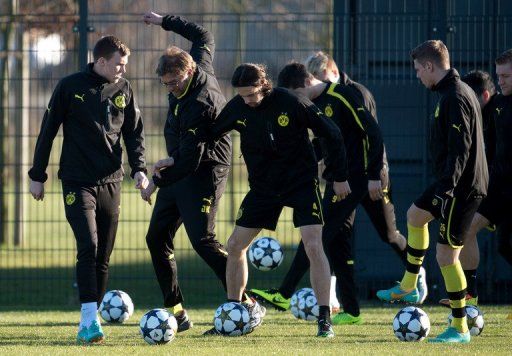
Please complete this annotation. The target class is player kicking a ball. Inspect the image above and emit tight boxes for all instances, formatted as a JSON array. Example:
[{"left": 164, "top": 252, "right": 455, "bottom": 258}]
[{"left": 376, "top": 40, "right": 488, "bottom": 343}]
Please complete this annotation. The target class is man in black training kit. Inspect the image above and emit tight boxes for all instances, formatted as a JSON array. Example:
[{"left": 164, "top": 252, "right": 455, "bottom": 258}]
[
  {"left": 454, "top": 52, "right": 512, "bottom": 320},
  {"left": 250, "top": 62, "right": 384, "bottom": 326},
  {"left": 141, "top": 11, "right": 259, "bottom": 334},
  {"left": 29, "top": 36, "right": 148, "bottom": 344},
  {"left": 210, "top": 63, "right": 351, "bottom": 338}
]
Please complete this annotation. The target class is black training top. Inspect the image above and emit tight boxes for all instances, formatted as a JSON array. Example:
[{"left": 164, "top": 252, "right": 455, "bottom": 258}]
[
  {"left": 429, "top": 68, "right": 488, "bottom": 197},
  {"left": 211, "top": 87, "right": 347, "bottom": 194},
  {"left": 490, "top": 93, "right": 512, "bottom": 190},
  {"left": 29, "top": 63, "right": 146, "bottom": 185},
  {"left": 153, "top": 15, "right": 232, "bottom": 187}
]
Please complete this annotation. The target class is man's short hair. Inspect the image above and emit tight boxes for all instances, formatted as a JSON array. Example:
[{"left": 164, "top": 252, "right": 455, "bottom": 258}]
[
  {"left": 231, "top": 63, "right": 272, "bottom": 95},
  {"left": 93, "top": 36, "right": 130, "bottom": 61},
  {"left": 410, "top": 40, "right": 450, "bottom": 68},
  {"left": 277, "top": 62, "right": 313, "bottom": 89},
  {"left": 495, "top": 49, "right": 512, "bottom": 65},
  {"left": 305, "top": 51, "right": 338, "bottom": 80},
  {"left": 461, "top": 70, "right": 496, "bottom": 96},
  {"left": 156, "top": 46, "right": 196, "bottom": 77}
]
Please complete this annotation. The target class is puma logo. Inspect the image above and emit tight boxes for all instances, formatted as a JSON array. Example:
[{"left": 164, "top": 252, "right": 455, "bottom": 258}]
[
  {"left": 312, "top": 211, "right": 320, "bottom": 219},
  {"left": 236, "top": 119, "right": 247, "bottom": 127},
  {"left": 202, "top": 197, "right": 213, "bottom": 205},
  {"left": 188, "top": 128, "right": 198, "bottom": 135},
  {"left": 74, "top": 94, "right": 85, "bottom": 102},
  {"left": 452, "top": 123, "right": 462, "bottom": 133},
  {"left": 496, "top": 107, "right": 503, "bottom": 115}
]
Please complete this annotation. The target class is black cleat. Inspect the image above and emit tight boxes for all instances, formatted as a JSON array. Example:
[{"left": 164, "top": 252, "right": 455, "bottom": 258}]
[
  {"left": 317, "top": 319, "right": 335, "bottom": 338},
  {"left": 202, "top": 327, "right": 222, "bottom": 336},
  {"left": 175, "top": 310, "right": 193, "bottom": 333}
]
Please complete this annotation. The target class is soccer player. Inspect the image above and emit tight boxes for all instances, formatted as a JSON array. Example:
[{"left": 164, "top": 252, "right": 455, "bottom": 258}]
[
  {"left": 376, "top": 40, "right": 488, "bottom": 343},
  {"left": 437, "top": 70, "right": 498, "bottom": 307},
  {"left": 210, "top": 63, "right": 351, "bottom": 338},
  {"left": 28, "top": 36, "right": 148, "bottom": 344},
  {"left": 141, "top": 11, "right": 257, "bottom": 333},
  {"left": 451, "top": 53, "right": 512, "bottom": 318}
]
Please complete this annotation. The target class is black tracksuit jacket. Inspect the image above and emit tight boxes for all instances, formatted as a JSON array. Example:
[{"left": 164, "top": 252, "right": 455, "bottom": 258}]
[
  {"left": 28, "top": 64, "right": 146, "bottom": 184},
  {"left": 490, "top": 93, "right": 512, "bottom": 195},
  {"left": 211, "top": 87, "right": 347, "bottom": 195},
  {"left": 429, "top": 68, "right": 488, "bottom": 197},
  {"left": 152, "top": 15, "right": 231, "bottom": 187}
]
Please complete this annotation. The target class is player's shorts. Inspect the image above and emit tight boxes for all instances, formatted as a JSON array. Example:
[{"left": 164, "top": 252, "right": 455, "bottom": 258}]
[
  {"left": 235, "top": 179, "right": 323, "bottom": 230},
  {"left": 477, "top": 179, "right": 512, "bottom": 225},
  {"left": 414, "top": 183, "right": 482, "bottom": 248}
]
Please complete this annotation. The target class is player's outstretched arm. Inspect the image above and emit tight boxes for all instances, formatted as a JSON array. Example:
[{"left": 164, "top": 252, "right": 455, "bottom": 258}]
[{"left": 142, "top": 11, "right": 163, "bottom": 26}]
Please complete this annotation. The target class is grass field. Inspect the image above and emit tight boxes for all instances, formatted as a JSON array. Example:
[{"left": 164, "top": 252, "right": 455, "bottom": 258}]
[{"left": 0, "top": 305, "right": 511, "bottom": 355}]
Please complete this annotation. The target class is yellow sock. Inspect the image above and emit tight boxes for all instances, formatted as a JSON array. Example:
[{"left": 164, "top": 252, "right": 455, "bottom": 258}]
[
  {"left": 170, "top": 303, "right": 183, "bottom": 314},
  {"left": 401, "top": 223, "right": 429, "bottom": 290},
  {"left": 441, "top": 261, "right": 468, "bottom": 333}
]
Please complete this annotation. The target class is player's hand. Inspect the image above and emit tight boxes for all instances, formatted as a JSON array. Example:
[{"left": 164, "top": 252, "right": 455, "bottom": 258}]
[
  {"left": 140, "top": 180, "right": 156, "bottom": 205},
  {"left": 368, "top": 179, "right": 383, "bottom": 201},
  {"left": 380, "top": 164, "right": 389, "bottom": 190},
  {"left": 153, "top": 157, "right": 174, "bottom": 178},
  {"left": 333, "top": 180, "right": 351, "bottom": 201},
  {"left": 143, "top": 11, "right": 163, "bottom": 26},
  {"left": 30, "top": 180, "right": 45, "bottom": 201},
  {"left": 134, "top": 171, "right": 149, "bottom": 190}
]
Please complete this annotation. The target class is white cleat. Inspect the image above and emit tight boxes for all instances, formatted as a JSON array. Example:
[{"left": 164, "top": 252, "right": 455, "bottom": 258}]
[{"left": 417, "top": 267, "right": 428, "bottom": 304}]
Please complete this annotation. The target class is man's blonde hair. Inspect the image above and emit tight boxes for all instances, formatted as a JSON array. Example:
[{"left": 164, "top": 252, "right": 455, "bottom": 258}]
[
  {"left": 156, "top": 46, "right": 196, "bottom": 76},
  {"left": 305, "top": 51, "right": 339, "bottom": 80},
  {"left": 410, "top": 40, "right": 450, "bottom": 68}
]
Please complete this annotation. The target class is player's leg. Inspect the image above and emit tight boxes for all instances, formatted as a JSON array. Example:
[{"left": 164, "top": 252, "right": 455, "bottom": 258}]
[{"left": 62, "top": 182, "right": 103, "bottom": 343}]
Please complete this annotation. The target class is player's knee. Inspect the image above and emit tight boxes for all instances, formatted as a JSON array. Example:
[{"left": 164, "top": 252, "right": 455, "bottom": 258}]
[
  {"left": 226, "top": 236, "right": 245, "bottom": 256},
  {"left": 435, "top": 244, "right": 457, "bottom": 266},
  {"left": 302, "top": 237, "right": 323, "bottom": 256}
]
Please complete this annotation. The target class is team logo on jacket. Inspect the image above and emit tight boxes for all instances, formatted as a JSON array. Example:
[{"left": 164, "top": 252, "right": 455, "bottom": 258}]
[
  {"left": 65, "top": 192, "right": 76, "bottom": 206},
  {"left": 434, "top": 104, "right": 440, "bottom": 118},
  {"left": 324, "top": 104, "right": 333, "bottom": 117},
  {"left": 114, "top": 94, "right": 126, "bottom": 109},
  {"left": 277, "top": 113, "right": 289, "bottom": 127}
]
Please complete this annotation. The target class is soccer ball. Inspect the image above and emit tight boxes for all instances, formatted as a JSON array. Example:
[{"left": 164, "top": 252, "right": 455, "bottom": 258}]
[
  {"left": 393, "top": 306, "right": 430, "bottom": 341},
  {"left": 139, "top": 309, "right": 178, "bottom": 345},
  {"left": 213, "top": 302, "right": 251, "bottom": 336},
  {"left": 248, "top": 237, "right": 284, "bottom": 271},
  {"left": 448, "top": 305, "right": 484, "bottom": 336},
  {"left": 290, "top": 288, "right": 319, "bottom": 321},
  {"left": 99, "top": 290, "right": 134, "bottom": 323}
]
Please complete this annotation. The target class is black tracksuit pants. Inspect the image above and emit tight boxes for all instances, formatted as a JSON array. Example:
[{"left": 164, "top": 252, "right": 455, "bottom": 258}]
[
  {"left": 62, "top": 181, "right": 121, "bottom": 305},
  {"left": 279, "top": 177, "right": 404, "bottom": 316},
  {"left": 146, "top": 164, "right": 229, "bottom": 308}
]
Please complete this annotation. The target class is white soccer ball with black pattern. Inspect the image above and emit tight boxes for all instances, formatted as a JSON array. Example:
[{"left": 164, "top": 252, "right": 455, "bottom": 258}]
[
  {"left": 393, "top": 306, "right": 430, "bottom": 341},
  {"left": 248, "top": 237, "right": 284, "bottom": 271},
  {"left": 290, "top": 287, "right": 319, "bottom": 321},
  {"left": 213, "top": 302, "right": 251, "bottom": 336},
  {"left": 139, "top": 309, "right": 178, "bottom": 345},
  {"left": 447, "top": 305, "right": 484, "bottom": 336},
  {"left": 99, "top": 290, "right": 134, "bottom": 323}
]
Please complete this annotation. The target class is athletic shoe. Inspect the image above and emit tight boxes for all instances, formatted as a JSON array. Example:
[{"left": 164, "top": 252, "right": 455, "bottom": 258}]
[
  {"left": 242, "top": 298, "right": 266, "bottom": 333},
  {"left": 247, "top": 288, "right": 290, "bottom": 311},
  {"left": 428, "top": 327, "right": 470, "bottom": 343},
  {"left": 438, "top": 294, "right": 477, "bottom": 308},
  {"left": 175, "top": 309, "right": 193, "bottom": 333},
  {"left": 76, "top": 326, "right": 88, "bottom": 344},
  {"left": 376, "top": 282, "right": 420, "bottom": 304},
  {"left": 417, "top": 267, "right": 428, "bottom": 304},
  {"left": 332, "top": 312, "right": 362, "bottom": 325},
  {"left": 202, "top": 327, "right": 222, "bottom": 336},
  {"left": 86, "top": 320, "right": 104, "bottom": 343},
  {"left": 317, "top": 319, "right": 335, "bottom": 338}
]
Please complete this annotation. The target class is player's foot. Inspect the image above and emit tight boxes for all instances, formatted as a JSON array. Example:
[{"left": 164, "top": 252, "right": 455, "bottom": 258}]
[
  {"left": 85, "top": 320, "right": 104, "bottom": 343},
  {"left": 417, "top": 267, "right": 428, "bottom": 304},
  {"left": 316, "top": 318, "right": 335, "bottom": 338},
  {"left": 202, "top": 327, "right": 222, "bottom": 336},
  {"left": 76, "top": 326, "right": 88, "bottom": 344},
  {"left": 376, "top": 282, "right": 420, "bottom": 304},
  {"left": 247, "top": 288, "right": 290, "bottom": 311},
  {"left": 428, "top": 327, "right": 470, "bottom": 343},
  {"left": 242, "top": 298, "right": 266, "bottom": 333},
  {"left": 332, "top": 312, "right": 362, "bottom": 325},
  {"left": 438, "top": 294, "right": 477, "bottom": 308},
  {"left": 175, "top": 309, "right": 193, "bottom": 333}
]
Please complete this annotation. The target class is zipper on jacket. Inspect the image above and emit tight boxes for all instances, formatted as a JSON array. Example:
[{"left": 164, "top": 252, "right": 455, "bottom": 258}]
[{"left": 267, "top": 121, "right": 277, "bottom": 152}]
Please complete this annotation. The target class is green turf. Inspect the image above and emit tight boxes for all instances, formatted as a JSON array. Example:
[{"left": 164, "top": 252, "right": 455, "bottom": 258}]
[{"left": 0, "top": 306, "right": 511, "bottom": 355}]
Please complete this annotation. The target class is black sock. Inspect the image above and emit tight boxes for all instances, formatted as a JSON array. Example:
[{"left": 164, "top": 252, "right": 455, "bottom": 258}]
[
  {"left": 227, "top": 298, "right": 241, "bottom": 303},
  {"left": 318, "top": 305, "right": 330, "bottom": 322},
  {"left": 464, "top": 269, "right": 478, "bottom": 298}
]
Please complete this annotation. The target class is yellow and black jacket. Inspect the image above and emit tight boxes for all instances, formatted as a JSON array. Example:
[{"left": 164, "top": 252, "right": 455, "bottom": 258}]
[
  {"left": 211, "top": 88, "right": 347, "bottom": 195},
  {"left": 430, "top": 68, "right": 488, "bottom": 197},
  {"left": 313, "top": 82, "right": 384, "bottom": 181},
  {"left": 29, "top": 63, "right": 146, "bottom": 185},
  {"left": 153, "top": 15, "right": 231, "bottom": 187}
]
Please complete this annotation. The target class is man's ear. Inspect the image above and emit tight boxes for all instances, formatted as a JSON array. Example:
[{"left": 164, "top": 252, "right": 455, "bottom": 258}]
[
  {"left": 481, "top": 89, "right": 491, "bottom": 104},
  {"left": 425, "top": 61, "right": 434, "bottom": 72}
]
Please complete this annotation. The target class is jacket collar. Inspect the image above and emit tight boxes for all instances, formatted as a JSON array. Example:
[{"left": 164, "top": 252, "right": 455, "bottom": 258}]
[
  {"left": 84, "top": 63, "right": 110, "bottom": 85},
  {"left": 431, "top": 68, "right": 460, "bottom": 92}
]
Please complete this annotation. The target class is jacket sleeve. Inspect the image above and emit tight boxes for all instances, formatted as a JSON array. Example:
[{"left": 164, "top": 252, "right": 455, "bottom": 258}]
[
  {"left": 121, "top": 87, "right": 147, "bottom": 178},
  {"left": 208, "top": 99, "right": 238, "bottom": 141},
  {"left": 28, "top": 80, "right": 67, "bottom": 183},
  {"left": 298, "top": 97, "right": 348, "bottom": 182},
  {"left": 435, "top": 96, "right": 473, "bottom": 196},
  {"left": 161, "top": 15, "right": 215, "bottom": 76},
  {"left": 152, "top": 103, "right": 210, "bottom": 187}
]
